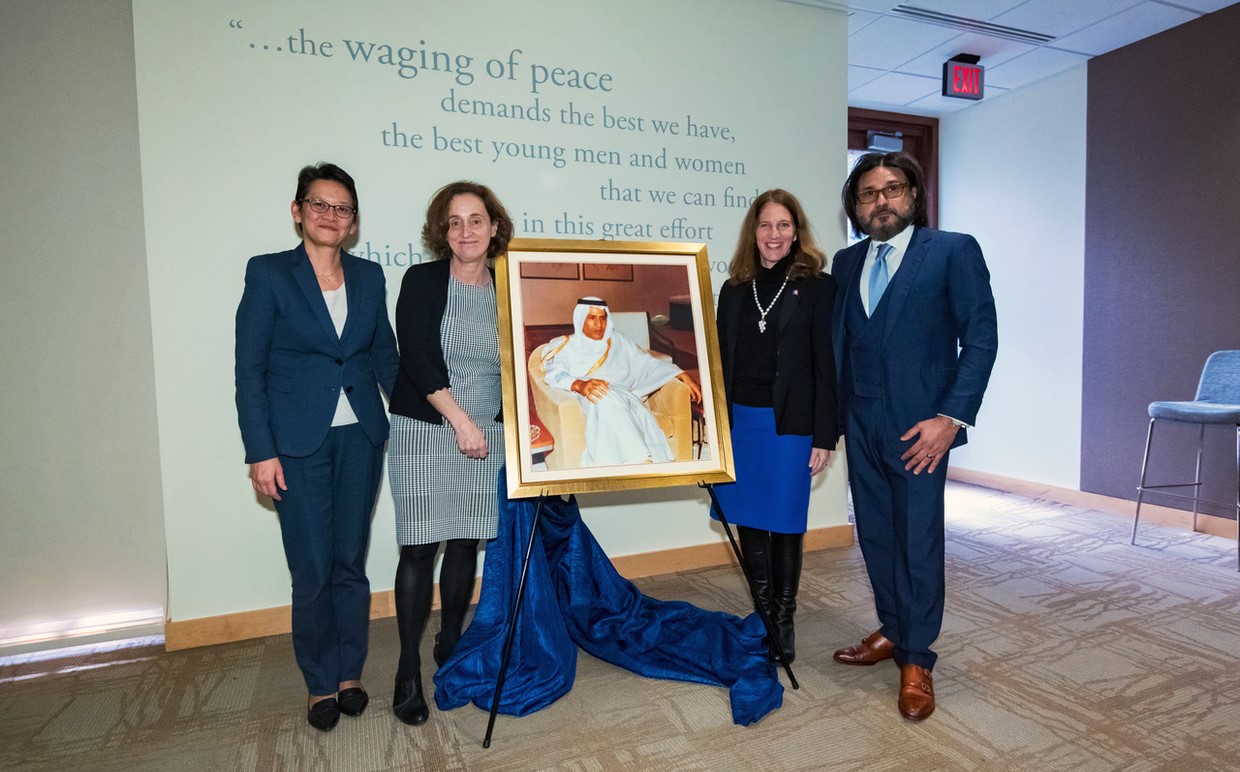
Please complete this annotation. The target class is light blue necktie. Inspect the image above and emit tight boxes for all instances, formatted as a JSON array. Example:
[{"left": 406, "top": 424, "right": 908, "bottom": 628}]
[{"left": 867, "top": 243, "right": 893, "bottom": 316}]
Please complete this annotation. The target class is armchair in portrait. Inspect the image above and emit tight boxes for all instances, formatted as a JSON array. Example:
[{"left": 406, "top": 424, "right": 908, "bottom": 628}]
[{"left": 528, "top": 311, "right": 693, "bottom": 470}]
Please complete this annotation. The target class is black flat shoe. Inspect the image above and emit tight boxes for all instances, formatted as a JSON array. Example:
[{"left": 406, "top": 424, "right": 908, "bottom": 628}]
[
  {"left": 307, "top": 697, "right": 340, "bottom": 732},
  {"left": 392, "top": 677, "right": 429, "bottom": 726},
  {"left": 337, "top": 687, "right": 369, "bottom": 717}
]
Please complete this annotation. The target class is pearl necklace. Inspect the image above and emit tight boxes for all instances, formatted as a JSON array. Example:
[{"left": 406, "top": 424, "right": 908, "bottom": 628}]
[{"left": 752, "top": 273, "right": 789, "bottom": 333}]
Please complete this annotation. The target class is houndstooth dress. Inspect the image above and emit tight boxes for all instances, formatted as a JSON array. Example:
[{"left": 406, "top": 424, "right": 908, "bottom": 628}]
[{"left": 389, "top": 277, "right": 504, "bottom": 545}]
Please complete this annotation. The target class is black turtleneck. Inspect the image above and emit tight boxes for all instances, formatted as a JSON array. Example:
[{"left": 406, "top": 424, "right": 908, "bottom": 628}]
[{"left": 731, "top": 253, "right": 795, "bottom": 407}]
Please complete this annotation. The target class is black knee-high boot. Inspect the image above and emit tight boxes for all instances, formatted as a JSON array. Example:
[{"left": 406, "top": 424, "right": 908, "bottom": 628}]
[
  {"left": 769, "top": 532, "right": 804, "bottom": 664},
  {"left": 434, "top": 538, "right": 479, "bottom": 666},
  {"left": 737, "top": 525, "right": 773, "bottom": 619},
  {"left": 393, "top": 543, "right": 438, "bottom": 725}
]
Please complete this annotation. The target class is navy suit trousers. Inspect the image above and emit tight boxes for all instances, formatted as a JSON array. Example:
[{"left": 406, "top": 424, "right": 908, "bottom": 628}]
[
  {"left": 274, "top": 423, "right": 382, "bottom": 694},
  {"left": 845, "top": 396, "right": 947, "bottom": 671}
]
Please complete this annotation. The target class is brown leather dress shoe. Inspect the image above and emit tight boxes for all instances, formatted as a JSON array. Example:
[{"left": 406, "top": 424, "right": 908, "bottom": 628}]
[
  {"left": 898, "top": 664, "right": 935, "bottom": 720},
  {"left": 833, "top": 630, "right": 895, "bottom": 665}
]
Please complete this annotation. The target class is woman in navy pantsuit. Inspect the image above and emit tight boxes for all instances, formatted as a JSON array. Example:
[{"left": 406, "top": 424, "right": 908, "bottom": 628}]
[
  {"left": 712, "top": 189, "right": 838, "bottom": 664},
  {"left": 235, "top": 163, "right": 399, "bottom": 731}
]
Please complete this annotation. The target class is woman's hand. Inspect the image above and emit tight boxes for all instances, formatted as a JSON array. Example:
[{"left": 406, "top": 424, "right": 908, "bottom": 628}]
[
  {"left": 426, "top": 387, "right": 488, "bottom": 459},
  {"left": 808, "top": 447, "right": 833, "bottom": 477},
  {"left": 250, "top": 457, "right": 287, "bottom": 500},
  {"left": 452, "top": 417, "right": 489, "bottom": 459}
]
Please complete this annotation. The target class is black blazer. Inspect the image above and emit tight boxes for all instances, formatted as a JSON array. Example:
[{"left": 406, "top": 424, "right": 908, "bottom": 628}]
[
  {"left": 388, "top": 259, "right": 501, "bottom": 424},
  {"left": 716, "top": 270, "right": 839, "bottom": 450}
]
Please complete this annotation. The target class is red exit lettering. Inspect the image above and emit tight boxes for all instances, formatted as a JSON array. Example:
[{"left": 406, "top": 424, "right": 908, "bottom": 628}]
[{"left": 953, "top": 65, "right": 978, "bottom": 94}]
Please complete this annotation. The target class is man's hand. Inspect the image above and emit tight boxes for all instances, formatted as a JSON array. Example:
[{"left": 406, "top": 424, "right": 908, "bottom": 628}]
[
  {"left": 808, "top": 447, "right": 833, "bottom": 476},
  {"left": 899, "top": 416, "right": 958, "bottom": 475},
  {"left": 571, "top": 378, "right": 610, "bottom": 403},
  {"left": 250, "top": 457, "right": 287, "bottom": 501},
  {"left": 676, "top": 372, "right": 702, "bottom": 403}
]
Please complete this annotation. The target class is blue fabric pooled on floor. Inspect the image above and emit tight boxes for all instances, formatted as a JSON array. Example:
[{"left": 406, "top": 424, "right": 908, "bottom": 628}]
[{"left": 433, "top": 471, "right": 783, "bottom": 726}]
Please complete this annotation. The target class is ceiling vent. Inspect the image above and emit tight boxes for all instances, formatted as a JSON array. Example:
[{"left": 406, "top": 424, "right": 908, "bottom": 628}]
[{"left": 890, "top": 5, "right": 1056, "bottom": 45}]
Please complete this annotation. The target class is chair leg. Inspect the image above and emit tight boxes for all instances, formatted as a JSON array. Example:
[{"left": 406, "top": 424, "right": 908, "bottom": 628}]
[
  {"left": 1191, "top": 424, "right": 1205, "bottom": 532},
  {"left": 1133, "top": 418, "right": 1157, "bottom": 545},
  {"left": 1234, "top": 426, "right": 1239, "bottom": 572}
]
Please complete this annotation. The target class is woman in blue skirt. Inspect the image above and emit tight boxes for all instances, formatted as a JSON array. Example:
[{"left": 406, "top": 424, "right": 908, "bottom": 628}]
[{"left": 713, "top": 188, "right": 839, "bottom": 664}]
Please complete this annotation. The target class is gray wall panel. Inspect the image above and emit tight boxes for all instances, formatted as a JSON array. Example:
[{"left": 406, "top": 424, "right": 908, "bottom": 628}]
[{"left": 1082, "top": 5, "right": 1240, "bottom": 517}]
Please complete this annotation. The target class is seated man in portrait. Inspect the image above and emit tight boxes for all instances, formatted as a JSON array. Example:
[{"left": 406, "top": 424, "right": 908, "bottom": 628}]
[{"left": 542, "top": 297, "right": 701, "bottom": 467}]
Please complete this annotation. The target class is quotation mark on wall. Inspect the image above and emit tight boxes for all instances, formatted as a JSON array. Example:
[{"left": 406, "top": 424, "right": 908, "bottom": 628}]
[{"left": 232, "top": 18, "right": 282, "bottom": 52}]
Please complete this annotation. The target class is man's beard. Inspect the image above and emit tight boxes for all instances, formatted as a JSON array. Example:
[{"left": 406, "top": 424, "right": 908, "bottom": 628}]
[{"left": 863, "top": 206, "right": 914, "bottom": 242}]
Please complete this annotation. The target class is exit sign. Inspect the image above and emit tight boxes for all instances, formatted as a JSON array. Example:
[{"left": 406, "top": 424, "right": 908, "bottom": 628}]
[{"left": 943, "top": 61, "right": 984, "bottom": 100}]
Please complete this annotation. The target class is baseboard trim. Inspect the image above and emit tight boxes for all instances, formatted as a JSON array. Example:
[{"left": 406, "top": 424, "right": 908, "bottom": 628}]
[
  {"left": 164, "top": 523, "right": 855, "bottom": 651},
  {"left": 948, "top": 467, "right": 1237, "bottom": 539}
]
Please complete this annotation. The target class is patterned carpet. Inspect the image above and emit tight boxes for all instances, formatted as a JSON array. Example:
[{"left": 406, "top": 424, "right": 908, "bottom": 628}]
[{"left": 2, "top": 482, "right": 1238, "bottom": 771}]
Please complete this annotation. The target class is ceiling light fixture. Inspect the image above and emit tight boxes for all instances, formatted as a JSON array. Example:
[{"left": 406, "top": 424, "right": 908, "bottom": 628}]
[{"left": 890, "top": 5, "right": 1056, "bottom": 45}]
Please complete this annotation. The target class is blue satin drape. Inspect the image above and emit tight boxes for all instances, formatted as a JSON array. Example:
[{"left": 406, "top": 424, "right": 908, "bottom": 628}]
[{"left": 433, "top": 471, "right": 783, "bottom": 726}]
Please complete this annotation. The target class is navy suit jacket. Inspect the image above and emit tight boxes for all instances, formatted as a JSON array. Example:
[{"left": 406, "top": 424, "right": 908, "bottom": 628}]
[
  {"left": 831, "top": 227, "right": 997, "bottom": 449},
  {"left": 235, "top": 243, "right": 399, "bottom": 462}
]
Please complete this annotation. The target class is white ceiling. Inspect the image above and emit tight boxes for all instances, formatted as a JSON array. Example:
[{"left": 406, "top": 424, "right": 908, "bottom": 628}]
[{"left": 794, "top": 0, "right": 1238, "bottom": 115}]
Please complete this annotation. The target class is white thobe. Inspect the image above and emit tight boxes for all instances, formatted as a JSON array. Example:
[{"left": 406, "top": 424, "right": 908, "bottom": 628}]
[{"left": 543, "top": 332, "right": 682, "bottom": 466}]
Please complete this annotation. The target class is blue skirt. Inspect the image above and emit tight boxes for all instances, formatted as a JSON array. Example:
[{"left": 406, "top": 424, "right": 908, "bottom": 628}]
[{"left": 711, "top": 405, "right": 812, "bottom": 534}]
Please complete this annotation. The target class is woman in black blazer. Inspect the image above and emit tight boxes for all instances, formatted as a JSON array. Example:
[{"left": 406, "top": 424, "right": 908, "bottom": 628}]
[
  {"left": 713, "top": 188, "right": 838, "bottom": 664},
  {"left": 385, "top": 181, "right": 513, "bottom": 726}
]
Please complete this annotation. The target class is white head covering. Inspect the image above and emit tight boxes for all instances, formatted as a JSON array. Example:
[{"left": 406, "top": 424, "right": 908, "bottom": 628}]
[{"left": 568, "top": 296, "right": 614, "bottom": 357}]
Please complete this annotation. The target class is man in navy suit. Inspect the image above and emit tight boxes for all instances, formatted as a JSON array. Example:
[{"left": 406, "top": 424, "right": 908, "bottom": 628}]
[{"left": 830, "top": 152, "right": 997, "bottom": 720}]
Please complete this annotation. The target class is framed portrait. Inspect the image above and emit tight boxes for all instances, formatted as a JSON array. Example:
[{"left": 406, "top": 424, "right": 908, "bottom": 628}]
[{"left": 497, "top": 239, "right": 735, "bottom": 498}]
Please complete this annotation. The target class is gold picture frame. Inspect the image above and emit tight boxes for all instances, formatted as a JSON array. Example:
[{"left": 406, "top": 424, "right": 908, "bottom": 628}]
[{"left": 497, "top": 239, "right": 735, "bottom": 498}]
